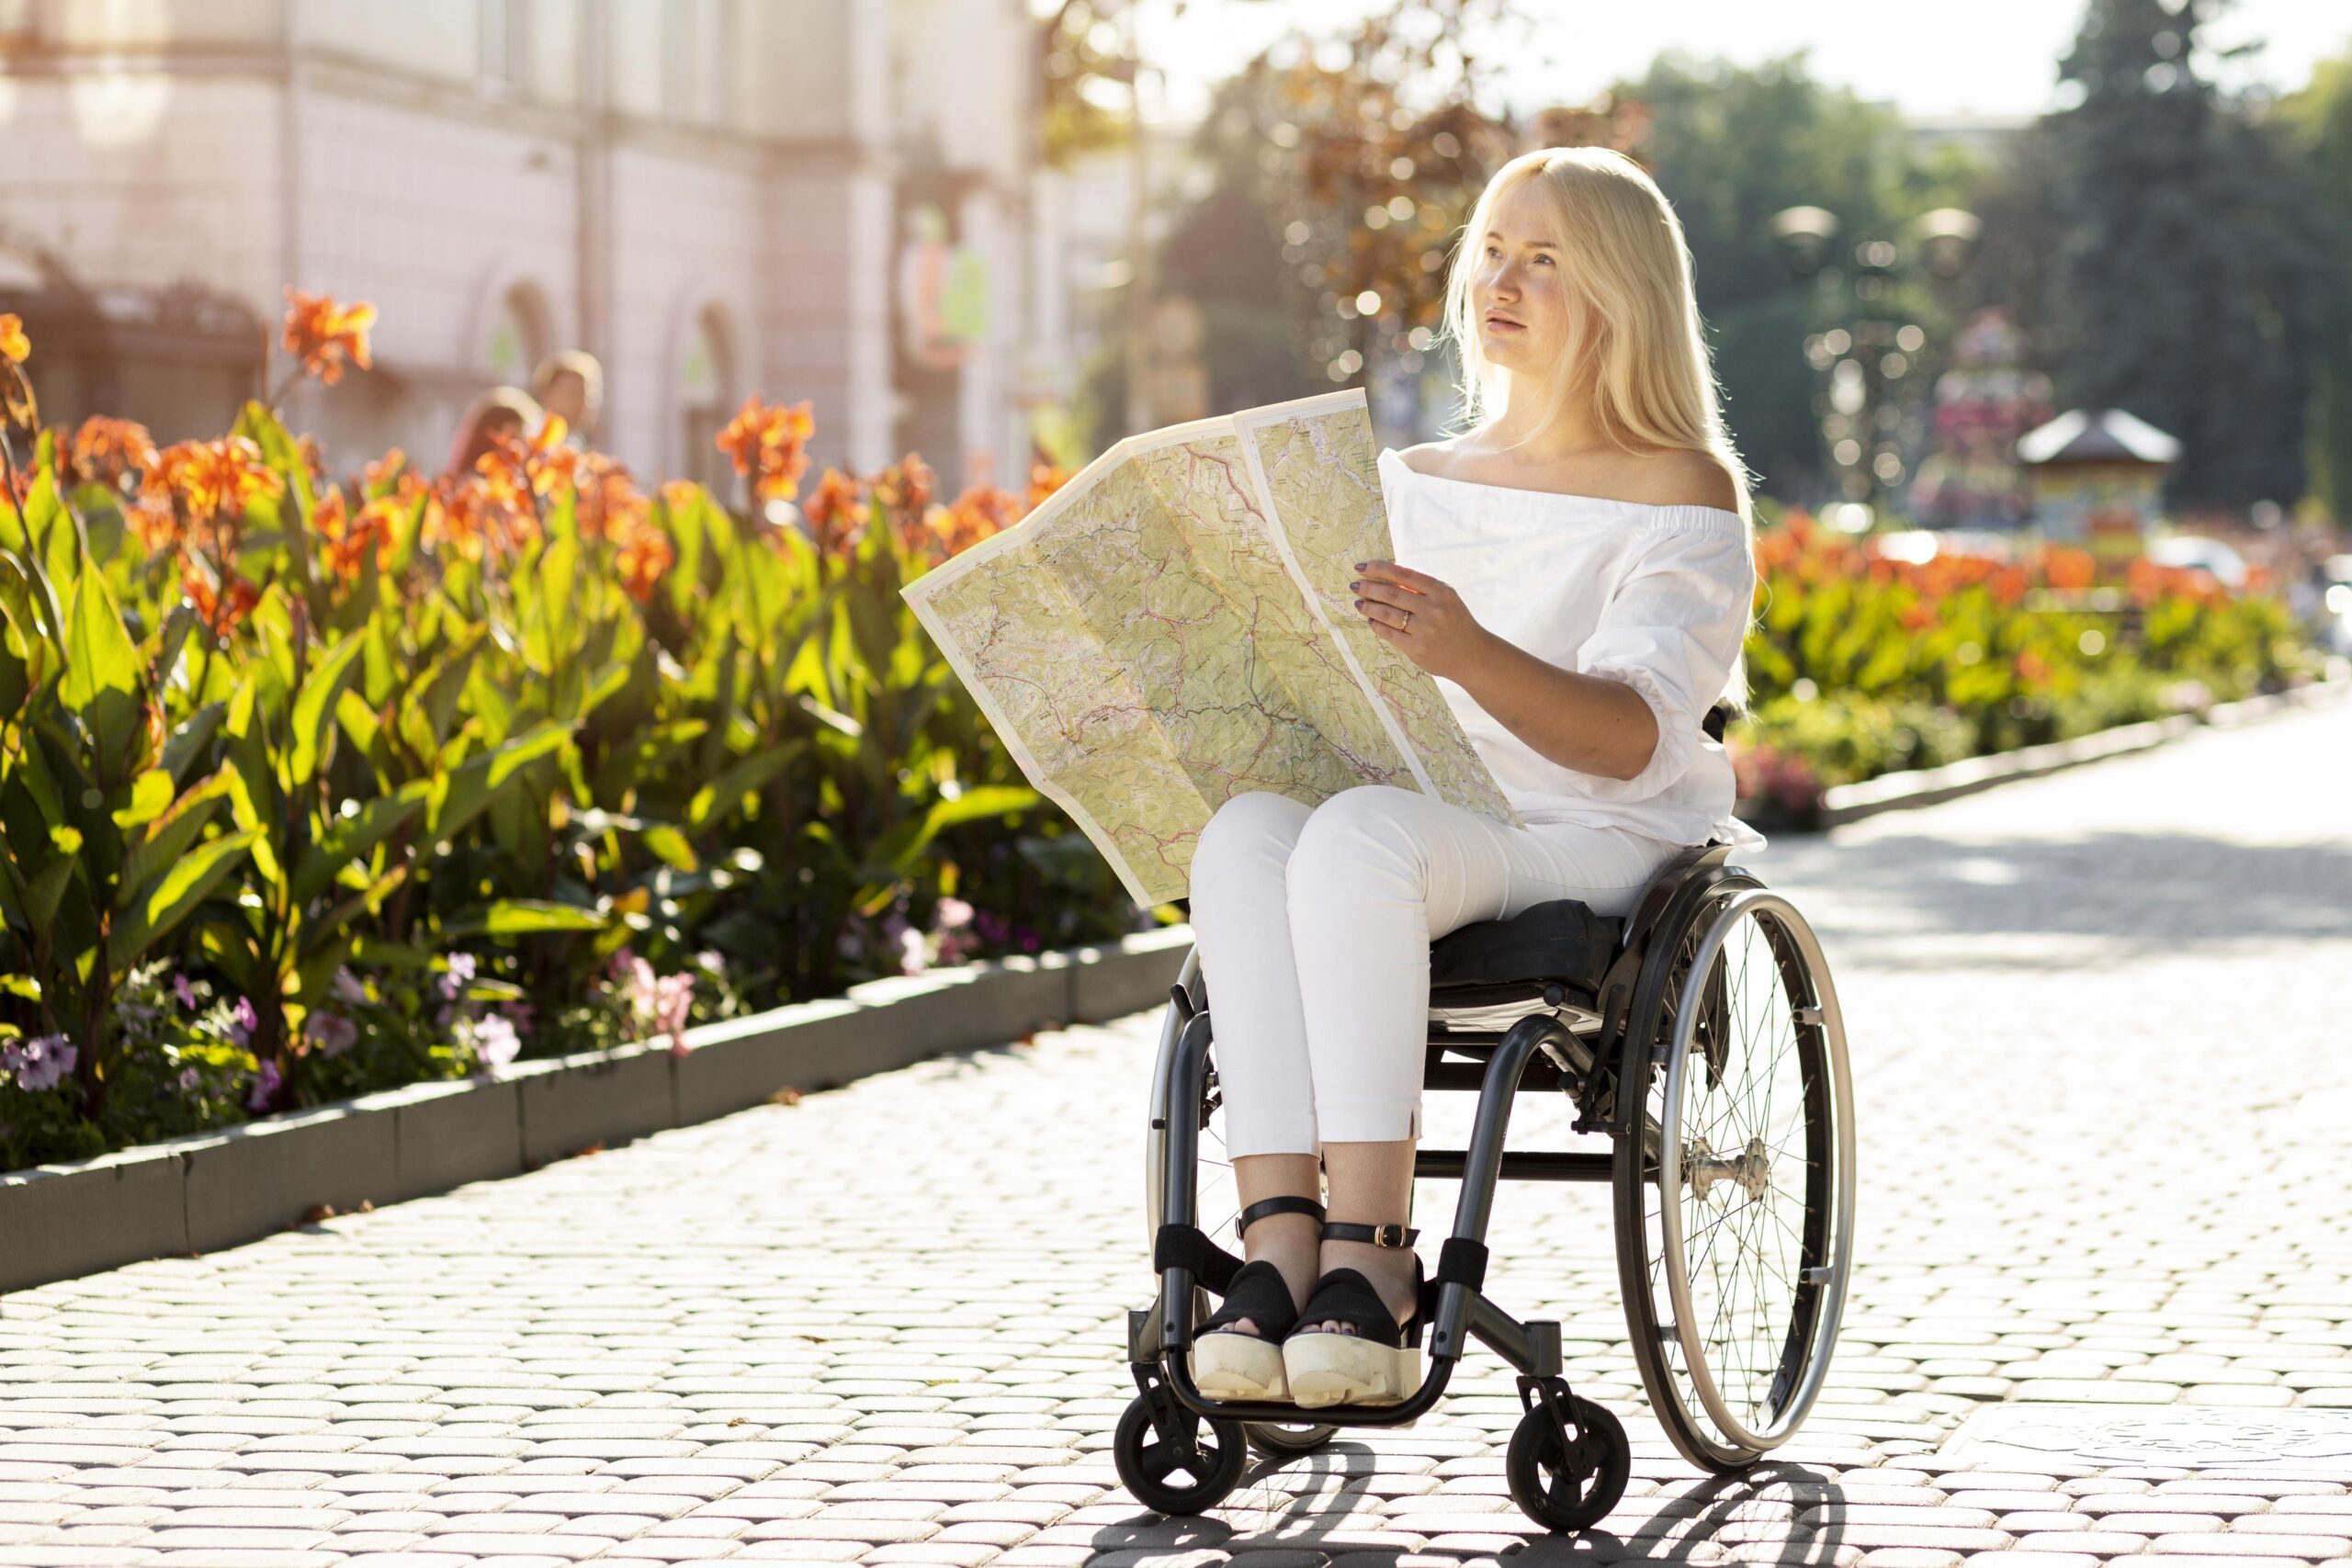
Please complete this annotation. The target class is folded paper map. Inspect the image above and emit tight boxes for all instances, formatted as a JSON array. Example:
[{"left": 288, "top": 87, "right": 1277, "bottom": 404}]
[{"left": 899, "top": 388, "right": 1520, "bottom": 908}]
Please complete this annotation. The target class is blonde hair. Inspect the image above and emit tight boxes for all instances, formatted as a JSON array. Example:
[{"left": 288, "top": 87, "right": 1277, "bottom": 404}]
[{"left": 1436, "top": 145, "right": 1758, "bottom": 708}]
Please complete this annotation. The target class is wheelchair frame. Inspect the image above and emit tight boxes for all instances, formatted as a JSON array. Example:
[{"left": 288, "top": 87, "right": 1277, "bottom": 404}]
[{"left": 1123, "top": 842, "right": 1857, "bottom": 1529}]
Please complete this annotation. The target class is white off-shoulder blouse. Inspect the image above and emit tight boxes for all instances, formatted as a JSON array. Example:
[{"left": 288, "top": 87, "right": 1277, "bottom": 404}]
[{"left": 1376, "top": 446, "right": 1767, "bottom": 854}]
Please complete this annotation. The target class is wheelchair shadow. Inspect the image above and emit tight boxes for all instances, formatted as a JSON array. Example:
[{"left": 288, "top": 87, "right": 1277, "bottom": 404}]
[
  {"left": 1766, "top": 827, "right": 2352, "bottom": 969},
  {"left": 1084, "top": 1450, "right": 1849, "bottom": 1562}
]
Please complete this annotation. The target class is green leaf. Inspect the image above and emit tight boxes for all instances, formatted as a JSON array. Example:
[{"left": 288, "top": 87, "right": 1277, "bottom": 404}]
[
  {"left": 107, "top": 827, "right": 259, "bottom": 972},
  {"left": 639, "top": 824, "right": 699, "bottom": 874},
  {"left": 289, "top": 786, "right": 424, "bottom": 909},
  {"left": 116, "top": 768, "right": 234, "bottom": 911},
  {"left": 26, "top": 852, "right": 80, "bottom": 931},
  {"left": 288, "top": 627, "right": 366, "bottom": 785},
  {"left": 59, "top": 565, "right": 143, "bottom": 781},
  {"left": 111, "top": 768, "right": 175, "bottom": 829},
  {"left": 685, "top": 740, "right": 804, "bottom": 829},
  {"left": 160, "top": 701, "right": 225, "bottom": 785},
  {"left": 426, "top": 721, "right": 571, "bottom": 841},
  {"left": 438, "top": 898, "right": 605, "bottom": 939}
]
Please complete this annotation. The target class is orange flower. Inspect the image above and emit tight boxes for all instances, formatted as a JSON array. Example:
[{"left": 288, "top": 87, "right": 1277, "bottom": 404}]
[
  {"left": 575, "top": 453, "right": 650, "bottom": 542},
  {"left": 68, "top": 416, "right": 159, "bottom": 491},
  {"left": 927, "top": 485, "right": 1023, "bottom": 560},
  {"left": 1025, "top": 462, "right": 1070, "bottom": 511},
  {"left": 144, "top": 436, "right": 286, "bottom": 558},
  {"left": 181, "top": 558, "right": 260, "bottom": 636},
  {"left": 2035, "top": 544, "right": 2097, "bottom": 592},
  {"left": 0, "top": 316, "right": 33, "bottom": 433},
  {"left": 802, "top": 468, "right": 865, "bottom": 558},
  {"left": 311, "top": 486, "right": 400, "bottom": 580},
  {"left": 281, "top": 288, "right": 376, "bottom": 385},
  {"left": 0, "top": 314, "right": 27, "bottom": 363},
  {"left": 2014, "top": 649, "right": 2051, "bottom": 685},
  {"left": 660, "top": 478, "right": 701, "bottom": 516},
  {"left": 521, "top": 415, "right": 579, "bottom": 498},
  {"left": 715, "top": 395, "right": 815, "bottom": 502},
  {"left": 611, "top": 514, "right": 675, "bottom": 602},
  {"left": 361, "top": 448, "right": 412, "bottom": 498}
]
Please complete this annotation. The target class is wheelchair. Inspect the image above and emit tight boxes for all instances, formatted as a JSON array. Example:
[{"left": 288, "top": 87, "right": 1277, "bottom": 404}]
[{"left": 1117, "top": 833, "right": 1857, "bottom": 1533}]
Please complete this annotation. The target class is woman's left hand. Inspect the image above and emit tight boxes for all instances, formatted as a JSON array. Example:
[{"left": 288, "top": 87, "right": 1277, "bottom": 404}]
[{"left": 1351, "top": 560, "right": 1490, "bottom": 682}]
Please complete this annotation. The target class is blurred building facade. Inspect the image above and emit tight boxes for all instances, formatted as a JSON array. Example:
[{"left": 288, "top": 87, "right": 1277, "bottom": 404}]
[{"left": 0, "top": 0, "right": 1051, "bottom": 494}]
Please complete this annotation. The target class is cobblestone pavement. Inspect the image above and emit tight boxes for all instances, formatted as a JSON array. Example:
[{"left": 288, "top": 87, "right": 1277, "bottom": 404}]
[{"left": 3, "top": 698, "right": 2349, "bottom": 1568}]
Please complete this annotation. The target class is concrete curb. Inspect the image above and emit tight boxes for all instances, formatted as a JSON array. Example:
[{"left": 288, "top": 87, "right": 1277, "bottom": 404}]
[
  {"left": 0, "top": 925, "right": 1195, "bottom": 1295},
  {"left": 1808, "top": 668, "right": 2350, "bottom": 829}
]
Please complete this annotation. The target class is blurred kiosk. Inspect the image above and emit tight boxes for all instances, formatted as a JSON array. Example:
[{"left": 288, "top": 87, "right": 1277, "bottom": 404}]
[{"left": 2017, "top": 407, "right": 2181, "bottom": 562}]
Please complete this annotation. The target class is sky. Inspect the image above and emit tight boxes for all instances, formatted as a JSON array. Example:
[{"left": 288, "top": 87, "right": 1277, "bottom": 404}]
[{"left": 1131, "top": 0, "right": 2352, "bottom": 125}]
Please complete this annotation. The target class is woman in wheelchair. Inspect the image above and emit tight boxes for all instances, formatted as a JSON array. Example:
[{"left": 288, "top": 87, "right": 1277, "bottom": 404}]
[{"left": 1181, "top": 145, "right": 1769, "bottom": 1413}]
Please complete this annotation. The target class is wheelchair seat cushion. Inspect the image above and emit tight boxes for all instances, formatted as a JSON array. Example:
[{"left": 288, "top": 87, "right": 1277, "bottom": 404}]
[{"left": 1428, "top": 898, "right": 1621, "bottom": 996}]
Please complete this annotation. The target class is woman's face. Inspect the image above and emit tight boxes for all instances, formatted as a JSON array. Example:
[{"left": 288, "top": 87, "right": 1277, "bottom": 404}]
[{"left": 1473, "top": 179, "right": 1572, "bottom": 376}]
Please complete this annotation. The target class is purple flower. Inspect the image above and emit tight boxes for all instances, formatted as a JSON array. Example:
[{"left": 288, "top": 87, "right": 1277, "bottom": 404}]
[
  {"left": 177, "top": 1066, "right": 201, "bottom": 1092},
  {"left": 693, "top": 949, "right": 725, "bottom": 976},
  {"left": 3, "top": 1033, "right": 74, "bottom": 1093},
  {"left": 303, "top": 1012, "right": 357, "bottom": 1058},
  {"left": 246, "top": 1058, "right": 282, "bottom": 1111},
  {"left": 1014, "top": 925, "right": 1040, "bottom": 954},
  {"left": 227, "top": 997, "right": 257, "bottom": 1048},
  {"left": 331, "top": 965, "right": 368, "bottom": 1006},
  {"left": 172, "top": 972, "right": 199, "bottom": 1010},
  {"left": 974, "top": 909, "right": 1009, "bottom": 944}
]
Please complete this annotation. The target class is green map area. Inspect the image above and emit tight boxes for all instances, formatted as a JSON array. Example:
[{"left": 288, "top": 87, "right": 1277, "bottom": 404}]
[{"left": 902, "top": 389, "right": 1519, "bottom": 908}]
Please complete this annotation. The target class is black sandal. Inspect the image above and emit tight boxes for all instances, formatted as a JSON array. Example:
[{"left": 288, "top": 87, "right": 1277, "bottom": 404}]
[
  {"left": 1188, "top": 1195, "right": 1323, "bottom": 1401},
  {"left": 1282, "top": 1219, "right": 1427, "bottom": 1409}
]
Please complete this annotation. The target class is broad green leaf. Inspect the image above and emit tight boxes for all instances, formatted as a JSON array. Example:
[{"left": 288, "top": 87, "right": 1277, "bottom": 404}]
[
  {"left": 685, "top": 740, "right": 804, "bottom": 829},
  {"left": 438, "top": 898, "right": 605, "bottom": 939},
  {"left": 289, "top": 786, "right": 424, "bottom": 909},
  {"left": 288, "top": 627, "right": 366, "bottom": 785},
  {"left": 107, "top": 827, "right": 259, "bottom": 972},
  {"left": 425, "top": 721, "right": 571, "bottom": 840},
  {"left": 59, "top": 565, "right": 142, "bottom": 779},
  {"left": 26, "top": 852, "right": 79, "bottom": 931},
  {"left": 116, "top": 768, "right": 234, "bottom": 909},
  {"left": 160, "top": 701, "right": 225, "bottom": 784},
  {"left": 109, "top": 768, "right": 174, "bottom": 829},
  {"left": 639, "top": 824, "right": 698, "bottom": 874}
]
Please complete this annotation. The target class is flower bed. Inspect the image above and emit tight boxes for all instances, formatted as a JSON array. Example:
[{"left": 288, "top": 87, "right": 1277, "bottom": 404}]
[
  {"left": 1728, "top": 506, "right": 2315, "bottom": 827},
  {"left": 0, "top": 298, "right": 1122, "bottom": 1169}
]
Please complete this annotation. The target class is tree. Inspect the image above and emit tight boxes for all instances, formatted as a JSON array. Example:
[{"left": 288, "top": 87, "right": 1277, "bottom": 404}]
[
  {"left": 2276, "top": 48, "right": 2352, "bottom": 519},
  {"left": 2042, "top": 0, "right": 2345, "bottom": 512},
  {"left": 1609, "top": 53, "right": 1973, "bottom": 505}
]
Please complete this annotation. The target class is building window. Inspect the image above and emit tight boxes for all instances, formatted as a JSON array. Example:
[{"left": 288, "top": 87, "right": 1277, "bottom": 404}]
[
  {"left": 481, "top": 0, "right": 527, "bottom": 94},
  {"left": 710, "top": 1, "right": 735, "bottom": 126}
]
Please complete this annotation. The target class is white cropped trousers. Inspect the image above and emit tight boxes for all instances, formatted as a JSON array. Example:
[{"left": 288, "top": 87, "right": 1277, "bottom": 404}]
[{"left": 1187, "top": 784, "right": 1680, "bottom": 1158}]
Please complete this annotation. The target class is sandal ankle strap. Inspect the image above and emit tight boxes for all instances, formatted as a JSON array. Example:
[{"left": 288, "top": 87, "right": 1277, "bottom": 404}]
[
  {"left": 1234, "top": 1194, "right": 1324, "bottom": 1240},
  {"left": 1321, "top": 1220, "right": 1419, "bottom": 1247}
]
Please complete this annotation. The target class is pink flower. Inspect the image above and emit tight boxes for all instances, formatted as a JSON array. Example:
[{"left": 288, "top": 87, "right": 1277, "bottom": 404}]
[
  {"left": 246, "top": 1057, "right": 282, "bottom": 1111},
  {"left": 331, "top": 965, "right": 368, "bottom": 1006},
  {"left": 468, "top": 1012, "right": 521, "bottom": 1070},
  {"left": 934, "top": 897, "right": 974, "bottom": 930},
  {"left": 177, "top": 1066, "right": 201, "bottom": 1092},
  {"left": 172, "top": 972, "right": 199, "bottom": 1010},
  {"left": 303, "top": 1012, "right": 357, "bottom": 1058},
  {"left": 438, "top": 953, "right": 478, "bottom": 1001},
  {"left": 228, "top": 997, "right": 257, "bottom": 1048},
  {"left": 3, "top": 1033, "right": 74, "bottom": 1093}
]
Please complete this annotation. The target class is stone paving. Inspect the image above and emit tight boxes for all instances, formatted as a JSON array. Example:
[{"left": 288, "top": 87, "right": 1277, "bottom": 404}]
[{"left": 2, "top": 696, "right": 2349, "bottom": 1568}]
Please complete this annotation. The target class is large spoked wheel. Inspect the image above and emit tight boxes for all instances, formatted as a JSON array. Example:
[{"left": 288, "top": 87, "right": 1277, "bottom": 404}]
[
  {"left": 1145, "top": 953, "right": 1341, "bottom": 1460},
  {"left": 1612, "top": 883, "right": 1857, "bottom": 1472},
  {"left": 1114, "top": 1392, "right": 1250, "bottom": 1516}
]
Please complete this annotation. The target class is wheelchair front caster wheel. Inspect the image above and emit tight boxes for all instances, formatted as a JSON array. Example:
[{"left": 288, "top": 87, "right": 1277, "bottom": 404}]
[
  {"left": 1245, "top": 1418, "right": 1338, "bottom": 1459},
  {"left": 1507, "top": 1393, "right": 1631, "bottom": 1532},
  {"left": 1114, "top": 1393, "right": 1249, "bottom": 1515}
]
